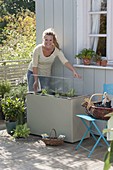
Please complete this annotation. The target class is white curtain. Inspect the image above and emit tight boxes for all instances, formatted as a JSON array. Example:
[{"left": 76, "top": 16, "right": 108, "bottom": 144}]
[{"left": 90, "top": 0, "right": 102, "bottom": 52}]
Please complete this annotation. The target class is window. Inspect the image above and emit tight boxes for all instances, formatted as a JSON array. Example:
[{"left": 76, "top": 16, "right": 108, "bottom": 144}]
[
  {"left": 77, "top": 0, "right": 113, "bottom": 62},
  {"left": 88, "top": 0, "right": 107, "bottom": 57}
]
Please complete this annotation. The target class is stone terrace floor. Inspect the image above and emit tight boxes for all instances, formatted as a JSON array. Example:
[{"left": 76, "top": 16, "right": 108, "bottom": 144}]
[{"left": 0, "top": 129, "right": 113, "bottom": 170}]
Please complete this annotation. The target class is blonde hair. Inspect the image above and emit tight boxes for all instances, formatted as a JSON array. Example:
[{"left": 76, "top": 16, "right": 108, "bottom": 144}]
[{"left": 42, "top": 28, "right": 60, "bottom": 50}]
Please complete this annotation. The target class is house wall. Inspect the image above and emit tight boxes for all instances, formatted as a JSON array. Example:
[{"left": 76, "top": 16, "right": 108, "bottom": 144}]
[
  {"left": 35, "top": 0, "right": 77, "bottom": 80},
  {"left": 35, "top": 0, "right": 113, "bottom": 96},
  {"left": 73, "top": 65, "right": 113, "bottom": 96}
]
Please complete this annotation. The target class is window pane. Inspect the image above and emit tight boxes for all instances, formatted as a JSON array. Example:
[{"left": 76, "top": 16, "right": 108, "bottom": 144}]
[
  {"left": 89, "top": 0, "right": 107, "bottom": 57},
  {"left": 97, "top": 37, "right": 106, "bottom": 56},
  {"left": 90, "top": 37, "right": 106, "bottom": 56},
  {"left": 90, "top": 14, "right": 107, "bottom": 34},
  {"left": 100, "top": 14, "right": 107, "bottom": 34},
  {"left": 101, "top": 0, "right": 107, "bottom": 11},
  {"left": 91, "top": 0, "right": 107, "bottom": 11}
]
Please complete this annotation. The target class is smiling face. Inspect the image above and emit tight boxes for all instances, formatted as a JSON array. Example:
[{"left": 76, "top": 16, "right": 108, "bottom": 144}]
[
  {"left": 43, "top": 35, "right": 54, "bottom": 49},
  {"left": 42, "top": 28, "right": 60, "bottom": 49}
]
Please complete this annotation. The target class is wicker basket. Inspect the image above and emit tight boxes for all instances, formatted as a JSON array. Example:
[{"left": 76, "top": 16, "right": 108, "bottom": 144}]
[
  {"left": 82, "top": 93, "right": 113, "bottom": 120},
  {"left": 42, "top": 129, "right": 64, "bottom": 146}
]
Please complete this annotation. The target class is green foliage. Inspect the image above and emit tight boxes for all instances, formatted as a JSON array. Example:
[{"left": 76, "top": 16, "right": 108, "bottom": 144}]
[
  {"left": 104, "top": 141, "right": 113, "bottom": 170},
  {"left": 3, "top": 84, "right": 27, "bottom": 124},
  {"left": 1, "top": 97, "right": 25, "bottom": 122},
  {"left": 6, "top": 84, "right": 27, "bottom": 101},
  {"left": 13, "top": 123, "right": 30, "bottom": 138},
  {"left": 0, "top": 0, "right": 35, "bottom": 16},
  {"left": 93, "top": 54, "right": 102, "bottom": 62},
  {"left": 0, "top": 9, "right": 36, "bottom": 59},
  {"left": 0, "top": 0, "right": 35, "bottom": 45},
  {"left": 75, "top": 48, "right": 96, "bottom": 59},
  {"left": 103, "top": 112, "right": 113, "bottom": 170},
  {"left": 55, "top": 89, "right": 76, "bottom": 97},
  {"left": 0, "top": 80, "right": 11, "bottom": 98},
  {"left": 41, "top": 89, "right": 48, "bottom": 95}
]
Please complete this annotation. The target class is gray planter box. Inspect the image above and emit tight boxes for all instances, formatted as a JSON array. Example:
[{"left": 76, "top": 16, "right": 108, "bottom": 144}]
[{"left": 27, "top": 94, "right": 89, "bottom": 143}]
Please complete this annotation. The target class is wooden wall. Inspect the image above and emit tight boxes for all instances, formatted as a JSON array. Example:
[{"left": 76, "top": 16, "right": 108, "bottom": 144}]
[
  {"left": 73, "top": 65, "right": 113, "bottom": 96},
  {"left": 35, "top": 0, "right": 77, "bottom": 81},
  {"left": 34, "top": 0, "right": 113, "bottom": 96}
]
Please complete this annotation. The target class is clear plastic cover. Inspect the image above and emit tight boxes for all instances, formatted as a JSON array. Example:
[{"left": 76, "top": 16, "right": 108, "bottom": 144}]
[{"left": 28, "top": 75, "right": 77, "bottom": 97}]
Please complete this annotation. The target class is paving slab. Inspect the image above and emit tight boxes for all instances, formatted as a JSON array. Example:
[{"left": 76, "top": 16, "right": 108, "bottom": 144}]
[{"left": 0, "top": 130, "right": 113, "bottom": 170}]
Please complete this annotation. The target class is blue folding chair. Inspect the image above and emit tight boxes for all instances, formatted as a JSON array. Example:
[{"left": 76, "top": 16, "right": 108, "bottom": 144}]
[{"left": 75, "top": 84, "right": 113, "bottom": 158}]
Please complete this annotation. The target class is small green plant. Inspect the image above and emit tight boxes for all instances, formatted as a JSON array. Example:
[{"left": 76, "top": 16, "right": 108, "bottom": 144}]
[
  {"left": 0, "top": 80, "right": 11, "bottom": 98},
  {"left": 103, "top": 112, "right": 113, "bottom": 170},
  {"left": 41, "top": 89, "right": 48, "bottom": 95},
  {"left": 55, "top": 88, "right": 76, "bottom": 97},
  {"left": 75, "top": 48, "right": 96, "bottom": 60},
  {"left": 93, "top": 54, "right": 102, "bottom": 62},
  {"left": 103, "top": 141, "right": 113, "bottom": 170},
  {"left": 13, "top": 123, "right": 30, "bottom": 138}
]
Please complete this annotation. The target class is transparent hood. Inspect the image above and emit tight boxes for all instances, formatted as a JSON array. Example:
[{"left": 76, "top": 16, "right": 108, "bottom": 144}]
[{"left": 28, "top": 75, "right": 77, "bottom": 97}]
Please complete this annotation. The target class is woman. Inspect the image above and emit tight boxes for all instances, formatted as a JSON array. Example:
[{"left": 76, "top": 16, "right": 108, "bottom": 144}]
[{"left": 27, "top": 28, "right": 81, "bottom": 93}]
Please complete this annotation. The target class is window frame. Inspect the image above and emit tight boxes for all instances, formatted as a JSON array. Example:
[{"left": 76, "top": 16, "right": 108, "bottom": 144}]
[{"left": 77, "top": 0, "right": 113, "bottom": 62}]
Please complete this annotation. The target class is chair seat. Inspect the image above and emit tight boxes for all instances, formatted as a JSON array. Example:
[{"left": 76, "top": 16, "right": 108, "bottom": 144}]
[{"left": 76, "top": 114, "right": 96, "bottom": 121}]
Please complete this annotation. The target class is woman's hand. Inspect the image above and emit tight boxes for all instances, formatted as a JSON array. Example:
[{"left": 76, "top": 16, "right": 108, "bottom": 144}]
[
  {"left": 73, "top": 71, "right": 81, "bottom": 78},
  {"left": 65, "top": 62, "right": 81, "bottom": 78}
]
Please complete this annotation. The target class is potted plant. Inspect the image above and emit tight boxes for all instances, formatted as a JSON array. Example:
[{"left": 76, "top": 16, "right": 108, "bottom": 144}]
[
  {"left": 1, "top": 96, "right": 25, "bottom": 134},
  {"left": 5, "top": 84, "right": 27, "bottom": 123},
  {"left": 0, "top": 80, "right": 11, "bottom": 119},
  {"left": 93, "top": 54, "right": 102, "bottom": 66},
  {"left": 75, "top": 48, "right": 96, "bottom": 65},
  {"left": 101, "top": 57, "right": 108, "bottom": 67}
]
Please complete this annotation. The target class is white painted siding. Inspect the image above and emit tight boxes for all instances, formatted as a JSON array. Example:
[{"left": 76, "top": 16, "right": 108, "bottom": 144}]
[
  {"left": 73, "top": 65, "right": 113, "bottom": 95},
  {"left": 35, "top": 0, "right": 77, "bottom": 79},
  {"left": 35, "top": 0, "right": 113, "bottom": 96}
]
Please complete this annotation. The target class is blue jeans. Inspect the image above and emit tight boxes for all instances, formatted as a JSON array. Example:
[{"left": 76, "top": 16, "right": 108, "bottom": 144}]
[
  {"left": 27, "top": 70, "right": 50, "bottom": 92},
  {"left": 27, "top": 70, "right": 34, "bottom": 92}
]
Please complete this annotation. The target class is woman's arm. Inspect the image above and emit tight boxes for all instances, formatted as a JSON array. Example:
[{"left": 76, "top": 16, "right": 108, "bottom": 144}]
[
  {"left": 65, "top": 62, "right": 81, "bottom": 78},
  {"left": 33, "top": 67, "right": 38, "bottom": 93},
  {"left": 32, "top": 45, "right": 41, "bottom": 92},
  {"left": 57, "top": 49, "right": 81, "bottom": 78}
]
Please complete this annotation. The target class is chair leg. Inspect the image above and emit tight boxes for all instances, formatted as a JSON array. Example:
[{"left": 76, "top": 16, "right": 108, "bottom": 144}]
[
  {"left": 92, "top": 121, "right": 109, "bottom": 146},
  {"left": 76, "top": 119, "right": 92, "bottom": 150},
  {"left": 75, "top": 117, "right": 109, "bottom": 158},
  {"left": 87, "top": 121, "right": 109, "bottom": 158}
]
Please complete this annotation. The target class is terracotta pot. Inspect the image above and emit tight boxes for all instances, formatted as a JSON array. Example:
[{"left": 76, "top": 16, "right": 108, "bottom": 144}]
[
  {"left": 96, "top": 60, "right": 101, "bottom": 66},
  {"left": 83, "top": 58, "right": 91, "bottom": 65},
  {"left": 101, "top": 60, "right": 107, "bottom": 66}
]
